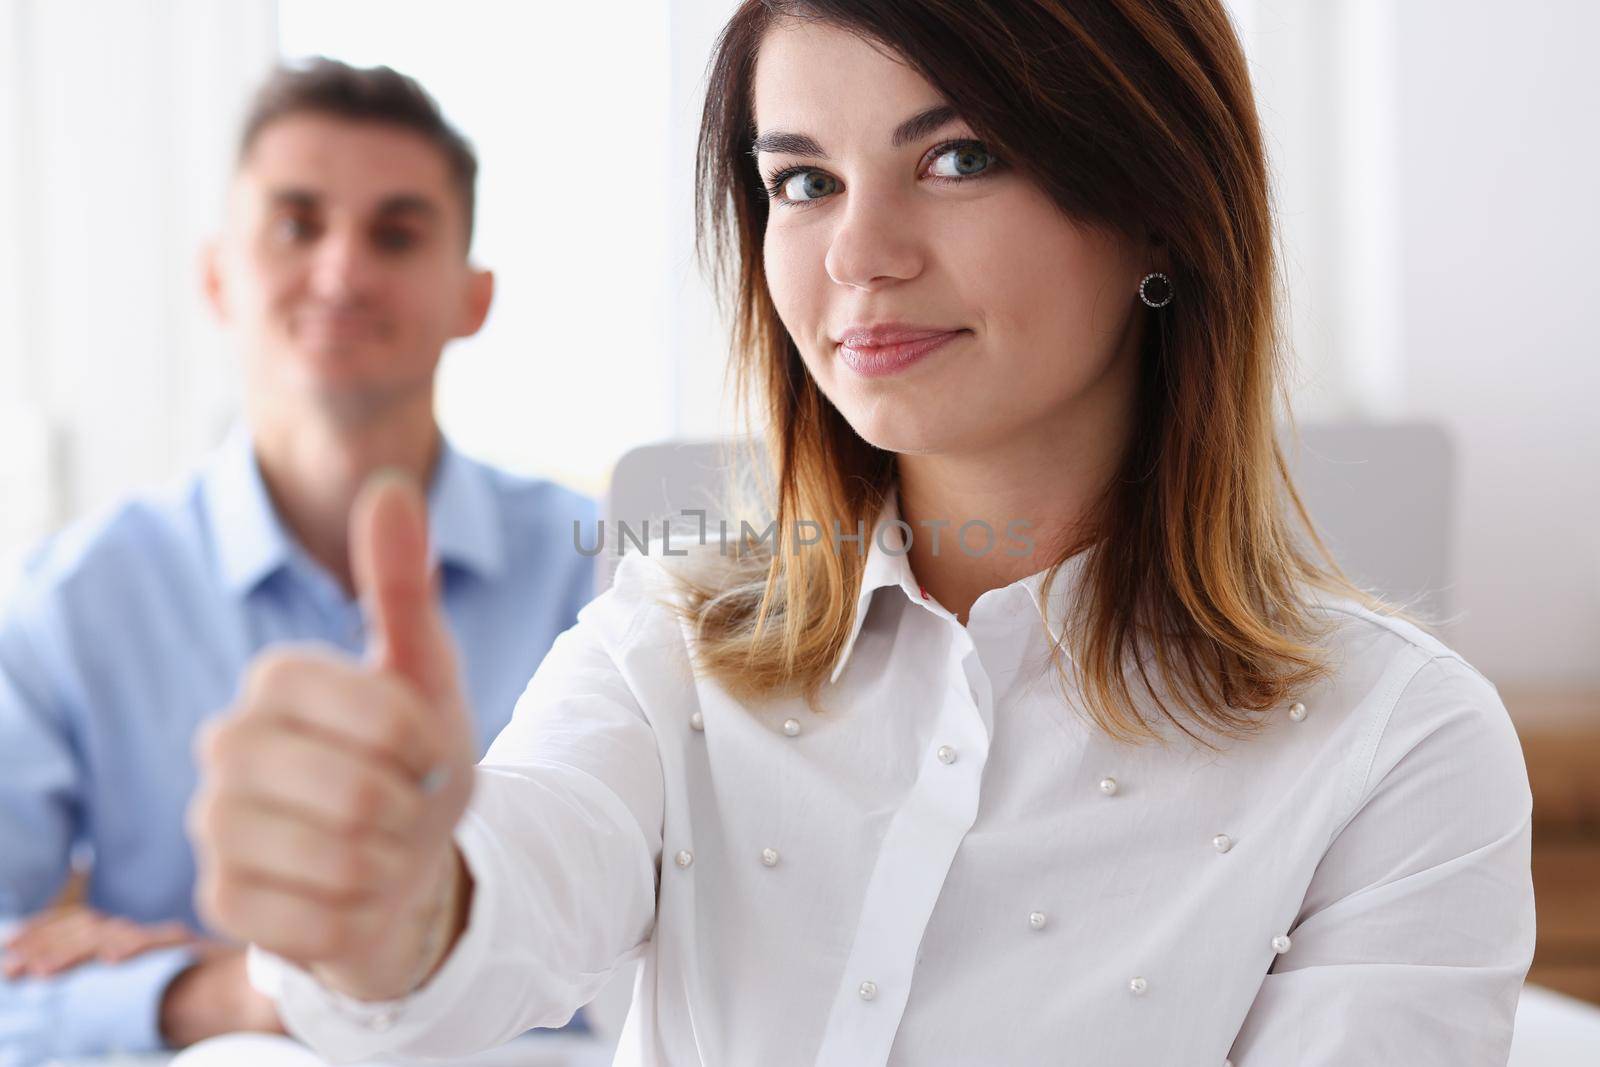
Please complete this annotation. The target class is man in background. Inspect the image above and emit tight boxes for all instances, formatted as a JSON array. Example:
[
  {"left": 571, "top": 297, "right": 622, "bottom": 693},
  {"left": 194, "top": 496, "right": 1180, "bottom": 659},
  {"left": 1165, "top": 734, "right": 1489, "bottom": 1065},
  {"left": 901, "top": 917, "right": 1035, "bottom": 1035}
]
[{"left": 0, "top": 59, "right": 596, "bottom": 1059}]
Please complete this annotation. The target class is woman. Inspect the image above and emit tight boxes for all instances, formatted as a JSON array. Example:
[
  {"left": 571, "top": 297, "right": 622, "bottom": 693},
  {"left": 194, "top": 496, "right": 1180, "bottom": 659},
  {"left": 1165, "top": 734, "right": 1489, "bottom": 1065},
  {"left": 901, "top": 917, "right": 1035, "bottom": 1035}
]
[{"left": 190, "top": 2, "right": 1535, "bottom": 1064}]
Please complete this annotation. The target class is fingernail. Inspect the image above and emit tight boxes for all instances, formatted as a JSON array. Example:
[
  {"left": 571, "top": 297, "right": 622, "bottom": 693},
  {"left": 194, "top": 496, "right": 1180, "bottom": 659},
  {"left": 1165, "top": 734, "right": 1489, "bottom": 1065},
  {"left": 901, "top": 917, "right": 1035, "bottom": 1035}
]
[{"left": 366, "top": 466, "right": 416, "bottom": 492}]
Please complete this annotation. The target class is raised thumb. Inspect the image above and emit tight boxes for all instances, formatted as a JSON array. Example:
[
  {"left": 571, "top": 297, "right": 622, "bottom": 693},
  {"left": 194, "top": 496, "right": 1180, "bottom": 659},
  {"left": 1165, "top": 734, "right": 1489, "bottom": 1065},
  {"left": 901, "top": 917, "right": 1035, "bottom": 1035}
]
[{"left": 351, "top": 468, "right": 458, "bottom": 709}]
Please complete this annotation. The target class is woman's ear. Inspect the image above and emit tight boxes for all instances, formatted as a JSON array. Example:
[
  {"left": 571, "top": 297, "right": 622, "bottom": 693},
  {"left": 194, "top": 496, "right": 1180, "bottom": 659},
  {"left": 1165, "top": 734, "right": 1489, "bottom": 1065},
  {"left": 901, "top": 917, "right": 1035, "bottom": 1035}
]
[
  {"left": 1146, "top": 230, "right": 1172, "bottom": 276},
  {"left": 453, "top": 267, "right": 495, "bottom": 339}
]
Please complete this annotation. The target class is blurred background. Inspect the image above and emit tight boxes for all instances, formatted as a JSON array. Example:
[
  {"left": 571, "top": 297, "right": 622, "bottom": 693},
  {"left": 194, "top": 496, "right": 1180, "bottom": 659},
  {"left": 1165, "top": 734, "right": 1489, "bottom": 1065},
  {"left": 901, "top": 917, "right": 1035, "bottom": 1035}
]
[{"left": 0, "top": 0, "right": 1596, "bottom": 1020}]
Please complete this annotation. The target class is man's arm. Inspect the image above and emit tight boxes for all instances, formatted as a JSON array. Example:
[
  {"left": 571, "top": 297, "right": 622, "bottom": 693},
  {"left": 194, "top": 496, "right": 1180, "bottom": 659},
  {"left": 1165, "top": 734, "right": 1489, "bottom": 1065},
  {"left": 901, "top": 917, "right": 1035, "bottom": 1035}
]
[
  {"left": 0, "top": 606, "right": 78, "bottom": 921},
  {"left": 2, "top": 906, "right": 283, "bottom": 1053},
  {"left": 0, "top": 589, "right": 203, "bottom": 1057},
  {"left": 0, "top": 944, "right": 202, "bottom": 1063}
]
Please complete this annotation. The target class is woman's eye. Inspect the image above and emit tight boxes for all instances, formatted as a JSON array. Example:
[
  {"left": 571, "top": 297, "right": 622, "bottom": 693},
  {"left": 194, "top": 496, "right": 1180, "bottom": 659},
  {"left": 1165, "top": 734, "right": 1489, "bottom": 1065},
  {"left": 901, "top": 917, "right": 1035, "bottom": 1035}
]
[
  {"left": 927, "top": 142, "right": 994, "bottom": 179},
  {"left": 778, "top": 170, "right": 839, "bottom": 202}
]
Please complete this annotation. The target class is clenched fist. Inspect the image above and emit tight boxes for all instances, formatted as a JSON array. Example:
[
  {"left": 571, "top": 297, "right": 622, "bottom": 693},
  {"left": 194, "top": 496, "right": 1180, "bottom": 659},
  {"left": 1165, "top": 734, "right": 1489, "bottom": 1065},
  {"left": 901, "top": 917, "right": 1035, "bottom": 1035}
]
[{"left": 187, "top": 470, "right": 477, "bottom": 1002}]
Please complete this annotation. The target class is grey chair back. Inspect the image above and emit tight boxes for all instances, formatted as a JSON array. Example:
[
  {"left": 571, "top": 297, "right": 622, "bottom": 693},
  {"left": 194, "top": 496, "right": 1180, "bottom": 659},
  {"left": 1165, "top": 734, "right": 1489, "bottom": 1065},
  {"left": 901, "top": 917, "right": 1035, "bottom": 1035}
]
[{"left": 599, "top": 422, "right": 1456, "bottom": 632}]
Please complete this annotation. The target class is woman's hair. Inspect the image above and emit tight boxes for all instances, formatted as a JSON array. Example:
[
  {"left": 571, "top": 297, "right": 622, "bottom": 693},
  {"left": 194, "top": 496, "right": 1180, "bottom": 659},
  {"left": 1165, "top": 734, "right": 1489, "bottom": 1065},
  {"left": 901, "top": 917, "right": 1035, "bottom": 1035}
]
[{"left": 678, "top": 0, "right": 1415, "bottom": 748}]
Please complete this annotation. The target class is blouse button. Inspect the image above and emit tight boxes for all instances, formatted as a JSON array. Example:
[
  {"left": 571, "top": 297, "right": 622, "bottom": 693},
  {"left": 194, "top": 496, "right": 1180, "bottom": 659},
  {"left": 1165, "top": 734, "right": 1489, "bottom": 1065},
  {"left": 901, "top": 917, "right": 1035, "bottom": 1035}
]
[
  {"left": 1028, "top": 911, "right": 1047, "bottom": 931},
  {"left": 783, "top": 718, "right": 801, "bottom": 737},
  {"left": 1288, "top": 701, "right": 1307, "bottom": 722},
  {"left": 1212, "top": 833, "right": 1233, "bottom": 853},
  {"left": 690, "top": 711, "right": 704, "bottom": 732},
  {"left": 936, "top": 745, "right": 957, "bottom": 765},
  {"left": 761, "top": 847, "right": 780, "bottom": 867},
  {"left": 1128, "top": 976, "right": 1148, "bottom": 995},
  {"left": 1099, "top": 776, "right": 1119, "bottom": 796},
  {"left": 1272, "top": 934, "right": 1292, "bottom": 954},
  {"left": 858, "top": 980, "right": 878, "bottom": 1001},
  {"left": 674, "top": 849, "right": 693, "bottom": 868}
]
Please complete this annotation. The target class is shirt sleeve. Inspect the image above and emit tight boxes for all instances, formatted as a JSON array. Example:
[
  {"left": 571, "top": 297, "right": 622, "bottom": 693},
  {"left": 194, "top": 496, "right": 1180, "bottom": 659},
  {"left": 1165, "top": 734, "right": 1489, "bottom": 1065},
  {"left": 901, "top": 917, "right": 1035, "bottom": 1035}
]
[
  {"left": 0, "top": 591, "right": 79, "bottom": 920},
  {"left": 254, "top": 552, "right": 668, "bottom": 1063},
  {"left": 0, "top": 572, "right": 215, "bottom": 1061},
  {"left": 0, "top": 945, "right": 201, "bottom": 1064},
  {"left": 1228, "top": 653, "right": 1537, "bottom": 1065}
]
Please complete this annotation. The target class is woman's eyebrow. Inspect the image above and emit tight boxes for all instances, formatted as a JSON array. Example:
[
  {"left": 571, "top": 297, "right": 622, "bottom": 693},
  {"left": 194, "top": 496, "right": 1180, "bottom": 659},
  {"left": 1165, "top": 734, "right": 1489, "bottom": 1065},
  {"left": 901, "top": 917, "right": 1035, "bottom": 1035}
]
[
  {"left": 890, "top": 104, "right": 960, "bottom": 148},
  {"left": 751, "top": 103, "right": 962, "bottom": 158}
]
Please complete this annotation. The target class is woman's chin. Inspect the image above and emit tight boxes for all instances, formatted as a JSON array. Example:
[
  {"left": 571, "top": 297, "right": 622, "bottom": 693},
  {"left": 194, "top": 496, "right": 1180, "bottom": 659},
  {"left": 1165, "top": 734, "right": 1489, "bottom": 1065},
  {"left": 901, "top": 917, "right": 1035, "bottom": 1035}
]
[{"left": 837, "top": 411, "right": 962, "bottom": 458}]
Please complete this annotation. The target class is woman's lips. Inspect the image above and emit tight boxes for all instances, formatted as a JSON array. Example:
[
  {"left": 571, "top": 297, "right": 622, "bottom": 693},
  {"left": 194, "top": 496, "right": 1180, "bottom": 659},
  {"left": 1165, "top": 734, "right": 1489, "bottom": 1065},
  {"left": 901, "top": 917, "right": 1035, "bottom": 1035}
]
[{"left": 836, "top": 328, "right": 967, "bottom": 378}]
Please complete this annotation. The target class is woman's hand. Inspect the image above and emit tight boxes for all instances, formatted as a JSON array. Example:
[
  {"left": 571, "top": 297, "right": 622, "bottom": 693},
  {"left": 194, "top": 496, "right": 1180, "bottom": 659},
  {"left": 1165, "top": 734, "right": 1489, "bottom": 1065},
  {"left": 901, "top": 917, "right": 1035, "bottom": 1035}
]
[{"left": 186, "top": 471, "right": 478, "bottom": 1002}]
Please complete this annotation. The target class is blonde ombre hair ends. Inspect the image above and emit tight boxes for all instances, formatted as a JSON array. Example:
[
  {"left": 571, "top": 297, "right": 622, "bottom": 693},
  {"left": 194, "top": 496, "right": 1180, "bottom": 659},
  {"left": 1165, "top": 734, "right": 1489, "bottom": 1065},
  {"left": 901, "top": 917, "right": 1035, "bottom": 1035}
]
[{"left": 676, "top": 0, "right": 1411, "bottom": 748}]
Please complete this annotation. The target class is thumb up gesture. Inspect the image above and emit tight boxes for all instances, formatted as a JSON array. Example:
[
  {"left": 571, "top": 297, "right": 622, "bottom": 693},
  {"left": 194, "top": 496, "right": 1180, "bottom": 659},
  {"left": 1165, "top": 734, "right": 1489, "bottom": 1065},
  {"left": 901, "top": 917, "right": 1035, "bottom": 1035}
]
[{"left": 188, "top": 471, "right": 477, "bottom": 1001}]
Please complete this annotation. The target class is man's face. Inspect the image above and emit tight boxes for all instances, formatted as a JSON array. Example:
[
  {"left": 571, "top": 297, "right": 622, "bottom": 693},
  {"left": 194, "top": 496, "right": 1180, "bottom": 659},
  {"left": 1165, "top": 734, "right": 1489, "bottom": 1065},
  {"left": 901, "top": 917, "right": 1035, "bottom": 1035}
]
[{"left": 207, "top": 113, "right": 491, "bottom": 416}]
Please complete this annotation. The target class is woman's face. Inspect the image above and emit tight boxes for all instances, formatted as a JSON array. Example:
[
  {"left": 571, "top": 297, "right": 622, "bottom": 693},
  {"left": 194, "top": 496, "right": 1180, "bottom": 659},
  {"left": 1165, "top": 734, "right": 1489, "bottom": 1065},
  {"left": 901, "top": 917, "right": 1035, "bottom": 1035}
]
[{"left": 752, "top": 18, "right": 1158, "bottom": 459}]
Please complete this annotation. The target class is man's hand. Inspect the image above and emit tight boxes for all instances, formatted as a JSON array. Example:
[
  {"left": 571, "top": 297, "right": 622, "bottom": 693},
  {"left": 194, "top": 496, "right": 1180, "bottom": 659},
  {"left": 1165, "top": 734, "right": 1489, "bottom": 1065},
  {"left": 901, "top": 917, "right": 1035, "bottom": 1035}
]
[
  {"left": 158, "top": 946, "right": 287, "bottom": 1047},
  {"left": 1, "top": 904, "right": 198, "bottom": 979},
  {"left": 186, "top": 471, "right": 478, "bottom": 1002}
]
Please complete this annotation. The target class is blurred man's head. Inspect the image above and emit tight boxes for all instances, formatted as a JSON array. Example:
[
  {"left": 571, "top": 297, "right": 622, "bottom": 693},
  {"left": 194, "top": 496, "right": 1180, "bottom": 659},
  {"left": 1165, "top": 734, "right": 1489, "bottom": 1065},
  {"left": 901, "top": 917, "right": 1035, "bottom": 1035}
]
[{"left": 203, "top": 59, "right": 493, "bottom": 421}]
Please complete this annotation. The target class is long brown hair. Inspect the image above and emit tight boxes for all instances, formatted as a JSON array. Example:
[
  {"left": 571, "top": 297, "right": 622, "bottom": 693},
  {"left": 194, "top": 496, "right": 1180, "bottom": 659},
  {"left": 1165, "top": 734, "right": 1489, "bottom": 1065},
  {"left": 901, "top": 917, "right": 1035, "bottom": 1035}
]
[{"left": 678, "top": 0, "right": 1409, "bottom": 748}]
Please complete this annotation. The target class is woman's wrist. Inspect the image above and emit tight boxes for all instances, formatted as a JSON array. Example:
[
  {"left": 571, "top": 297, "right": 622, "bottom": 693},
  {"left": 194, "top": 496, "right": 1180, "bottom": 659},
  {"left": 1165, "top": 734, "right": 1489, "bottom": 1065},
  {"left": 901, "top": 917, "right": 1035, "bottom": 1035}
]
[
  {"left": 307, "top": 844, "right": 469, "bottom": 1003},
  {"left": 407, "top": 844, "right": 470, "bottom": 994}
]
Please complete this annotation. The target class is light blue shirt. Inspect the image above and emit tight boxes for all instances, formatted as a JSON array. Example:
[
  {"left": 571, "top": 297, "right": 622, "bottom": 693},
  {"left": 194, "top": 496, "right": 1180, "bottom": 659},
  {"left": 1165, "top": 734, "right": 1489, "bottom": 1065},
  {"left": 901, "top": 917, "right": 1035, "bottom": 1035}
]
[{"left": 0, "top": 425, "right": 597, "bottom": 1063}]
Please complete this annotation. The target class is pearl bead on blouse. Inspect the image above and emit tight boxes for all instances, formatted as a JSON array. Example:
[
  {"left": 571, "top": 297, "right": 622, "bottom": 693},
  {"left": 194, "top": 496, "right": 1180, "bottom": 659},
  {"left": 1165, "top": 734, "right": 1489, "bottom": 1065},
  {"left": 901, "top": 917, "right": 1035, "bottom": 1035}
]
[
  {"left": 1272, "top": 934, "right": 1292, "bottom": 953},
  {"left": 1213, "top": 833, "right": 1233, "bottom": 853},
  {"left": 1029, "top": 911, "right": 1047, "bottom": 930},
  {"left": 858, "top": 980, "right": 878, "bottom": 1001},
  {"left": 689, "top": 711, "right": 704, "bottom": 732},
  {"left": 761, "top": 847, "right": 780, "bottom": 867},
  {"left": 783, "top": 718, "right": 801, "bottom": 737},
  {"left": 674, "top": 849, "right": 693, "bottom": 868},
  {"left": 936, "top": 745, "right": 957, "bottom": 764},
  {"left": 1099, "top": 776, "right": 1119, "bottom": 796},
  {"left": 1129, "top": 976, "right": 1148, "bottom": 995}
]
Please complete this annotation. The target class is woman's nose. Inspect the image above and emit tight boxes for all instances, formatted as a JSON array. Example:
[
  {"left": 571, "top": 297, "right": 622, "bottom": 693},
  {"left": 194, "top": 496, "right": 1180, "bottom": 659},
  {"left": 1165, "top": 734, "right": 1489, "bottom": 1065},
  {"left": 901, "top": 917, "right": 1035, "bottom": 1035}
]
[{"left": 823, "top": 191, "right": 926, "bottom": 291}]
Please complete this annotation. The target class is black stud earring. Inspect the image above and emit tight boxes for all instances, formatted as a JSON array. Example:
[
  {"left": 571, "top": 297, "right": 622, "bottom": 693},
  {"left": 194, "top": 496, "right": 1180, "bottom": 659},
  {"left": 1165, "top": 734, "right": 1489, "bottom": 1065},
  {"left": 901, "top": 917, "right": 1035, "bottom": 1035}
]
[{"left": 1138, "top": 272, "right": 1173, "bottom": 309}]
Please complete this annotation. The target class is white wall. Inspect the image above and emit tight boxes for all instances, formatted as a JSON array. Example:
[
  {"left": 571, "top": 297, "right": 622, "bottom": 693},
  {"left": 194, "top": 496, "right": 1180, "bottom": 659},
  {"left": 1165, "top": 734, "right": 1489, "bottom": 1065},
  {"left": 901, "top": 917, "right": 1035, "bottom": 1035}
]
[
  {"left": 665, "top": 0, "right": 741, "bottom": 442},
  {"left": 0, "top": 0, "right": 275, "bottom": 585},
  {"left": 277, "top": 0, "right": 677, "bottom": 497},
  {"left": 1393, "top": 0, "right": 1600, "bottom": 688}
]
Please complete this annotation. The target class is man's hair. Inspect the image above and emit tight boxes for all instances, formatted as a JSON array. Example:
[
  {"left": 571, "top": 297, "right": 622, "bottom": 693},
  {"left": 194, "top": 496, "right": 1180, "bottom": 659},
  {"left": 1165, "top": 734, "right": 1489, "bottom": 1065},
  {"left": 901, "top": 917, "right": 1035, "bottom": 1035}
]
[{"left": 237, "top": 57, "right": 479, "bottom": 248}]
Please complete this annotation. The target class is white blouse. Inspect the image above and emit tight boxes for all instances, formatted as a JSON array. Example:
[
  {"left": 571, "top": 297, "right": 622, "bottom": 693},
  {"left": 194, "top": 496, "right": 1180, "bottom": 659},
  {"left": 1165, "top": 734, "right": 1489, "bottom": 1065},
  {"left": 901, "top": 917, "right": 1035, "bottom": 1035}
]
[{"left": 251, "top": 491, "right": 1536, "bottom": 1066}]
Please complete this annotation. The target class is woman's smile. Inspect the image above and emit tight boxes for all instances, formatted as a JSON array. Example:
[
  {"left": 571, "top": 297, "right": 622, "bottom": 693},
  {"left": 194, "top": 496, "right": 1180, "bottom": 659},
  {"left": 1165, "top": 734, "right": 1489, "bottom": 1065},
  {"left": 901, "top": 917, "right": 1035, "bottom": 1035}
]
[{"left": 835, "top": 324, "right": 970, "bottom": 378}]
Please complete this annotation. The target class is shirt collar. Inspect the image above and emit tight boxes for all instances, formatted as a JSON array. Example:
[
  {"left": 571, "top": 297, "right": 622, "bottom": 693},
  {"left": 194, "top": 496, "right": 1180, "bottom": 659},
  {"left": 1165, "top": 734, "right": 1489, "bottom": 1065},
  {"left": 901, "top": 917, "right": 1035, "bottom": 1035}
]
[
  {"left": 828, "top": 484, "right": 1092, "bottom": 684},
  {"left": 203, "top": 423, "right": 294, "bottom": 596},
  {"left": 426, "top": 435, "right": 506, "bottom": 582},
  {"left": 202, "top": 422, "right": 505, "bottom": 598}
]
